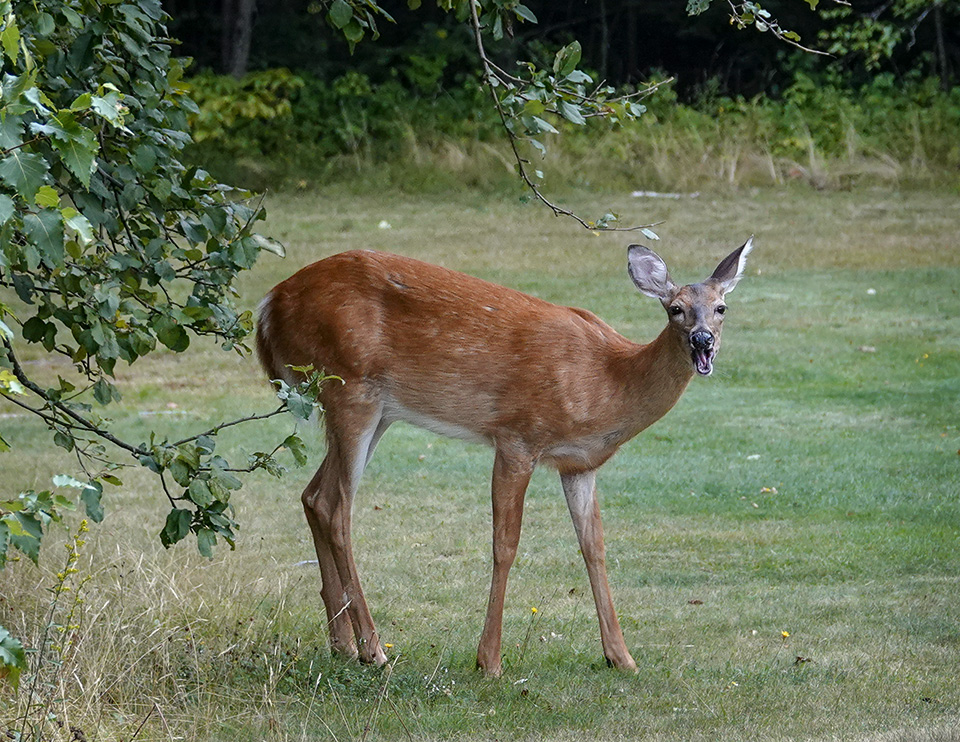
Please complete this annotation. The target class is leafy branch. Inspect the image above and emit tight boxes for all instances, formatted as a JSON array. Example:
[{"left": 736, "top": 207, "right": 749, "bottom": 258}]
[
  {"left": 0, "top": 0, "right": 324, "bottom": 577},
  {"left": 467, "top": 1, "right": 666, "bottom": 233}
]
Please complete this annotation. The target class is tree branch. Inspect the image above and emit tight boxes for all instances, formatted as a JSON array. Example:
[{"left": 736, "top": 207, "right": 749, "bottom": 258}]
[{"left": 468, "top": 2, "right": 663, "bottom": 233}]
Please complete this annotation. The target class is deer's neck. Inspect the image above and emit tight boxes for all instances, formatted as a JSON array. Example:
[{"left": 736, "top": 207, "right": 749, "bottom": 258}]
[{"left": 616, "top": 326, "right": 694, "bottom": 438}]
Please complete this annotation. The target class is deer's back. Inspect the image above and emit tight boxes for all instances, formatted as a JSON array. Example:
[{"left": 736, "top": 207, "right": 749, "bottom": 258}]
[{"left": 258, "top": 250, "right": 639, "bottom": 449}]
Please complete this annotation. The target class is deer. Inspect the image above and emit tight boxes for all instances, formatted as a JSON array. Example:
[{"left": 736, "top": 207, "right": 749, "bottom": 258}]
[{"left": 256, "top": 237, "right": 753, "bottom": 677}]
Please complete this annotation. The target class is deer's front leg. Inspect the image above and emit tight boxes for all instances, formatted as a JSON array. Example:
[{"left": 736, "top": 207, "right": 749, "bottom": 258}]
[
  {"left": 477, "top": 447, "right": 534, "bottom": 677},
  {"left": 561, "top": 470, "right": 637, "bottom": 672}
]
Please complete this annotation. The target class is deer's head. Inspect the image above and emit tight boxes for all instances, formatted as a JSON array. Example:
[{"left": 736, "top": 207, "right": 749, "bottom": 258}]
[{"left": 627, "top": 237, "right": 753, "bottom": 377}]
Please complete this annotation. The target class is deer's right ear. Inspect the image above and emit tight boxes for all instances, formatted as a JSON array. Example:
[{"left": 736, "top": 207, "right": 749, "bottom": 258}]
[{"left": 627, "top": 245, "right": 676, "bottom": 301}]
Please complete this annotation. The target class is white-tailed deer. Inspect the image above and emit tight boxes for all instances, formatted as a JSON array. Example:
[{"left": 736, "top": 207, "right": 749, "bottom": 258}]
[{"left": 257, "top": 239, "right": 752, "bottom": 676}]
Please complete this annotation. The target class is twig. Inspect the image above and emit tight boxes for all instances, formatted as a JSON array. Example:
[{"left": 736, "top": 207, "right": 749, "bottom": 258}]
[
  {"left": 468, "top": 2, "right": 663, "bottom": 233},
  {"left": 724, "top": 0, "right": 832, "bottom": 56},
  {"left": 3, "top": 337, "right": 145, "bottom": 457},
  {"left": 360, "top": 656, "right": 397, "bottom": 742},
  {"left": 128, "top": 703, "right": 157, "bottom": 741},
  {"left": 386, "top": 694, "right": 415, "bottom": 742},
  {"left": 171, "top": 405, "right": 288, "bottom": 447}
]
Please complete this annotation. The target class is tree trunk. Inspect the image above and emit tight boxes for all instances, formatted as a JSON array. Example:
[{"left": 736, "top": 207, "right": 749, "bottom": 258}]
[
  {"left": 933, "top": 1, "right": 948, "bottom": 91},
  {"left": 222, "top": 0, "right": 256, "bottom": 78}
]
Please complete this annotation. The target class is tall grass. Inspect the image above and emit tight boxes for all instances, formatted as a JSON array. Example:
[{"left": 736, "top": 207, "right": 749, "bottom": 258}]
[{"left": 2, "top": 188, "right": 960, "bottom": 740}]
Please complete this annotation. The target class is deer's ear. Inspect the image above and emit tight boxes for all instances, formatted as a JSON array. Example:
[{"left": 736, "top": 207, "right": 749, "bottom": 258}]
[
  {"left": 627, "top": 245, "right": 676, "bottom": 301},
  {"left": 709, "top": 236, "right": 753, "bottom": 295}
]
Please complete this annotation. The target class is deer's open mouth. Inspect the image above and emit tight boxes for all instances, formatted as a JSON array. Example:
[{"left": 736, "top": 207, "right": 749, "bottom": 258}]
[{"left": 691, "top": 347, "right": 715, "bottom": 376}]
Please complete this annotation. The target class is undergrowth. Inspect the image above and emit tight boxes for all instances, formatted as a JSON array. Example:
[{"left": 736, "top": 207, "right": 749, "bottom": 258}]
[{"left": 185, "top": 67, "right": 960, "bottom": 193}]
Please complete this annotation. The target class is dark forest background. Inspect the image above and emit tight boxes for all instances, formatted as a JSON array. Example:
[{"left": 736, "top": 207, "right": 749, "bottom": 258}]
[{"left": 158, "top": 1, "right": 960, "bottom": 191}]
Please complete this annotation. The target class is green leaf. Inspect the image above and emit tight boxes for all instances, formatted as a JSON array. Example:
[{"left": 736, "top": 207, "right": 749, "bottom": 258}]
[
  {"left": 329, "top": 0, "right": 353, "bottom": 29},
  {"left": 14, "top": 512, "right": 42, "bottom": 540},
  {"left": 155, "top": 318, "right": 190, "bottom": 352},
  {"left": 554, "top": 41, "right": 582, "bottom": 78},
  {"left": 168, "top": 459, "right": 193, "bottom": 487},
  {"left": 160, "top": 508, "right": 192, "bottom": 547},
  {"left": 92, "top": 378, "right": 117, "bottom": 405},
  {"left": 558, "top": 100, "right": 586, "bottom": 125},
  {"left": 49, "top": 116, "right": 98, "bottom": 188},
  {"left": 188, "top": 479, "right": 214, "bottom": 508},
  {"left": 0, "top": 194, "right": 14, "bottom": 225},
  {"left": 91, "top": 91, "right": 124, "bottom": 126},
  {"left": 196, "top": 528, "right": 216, "bottom": 558},
  {"left": 250, "top": 233, "right": 286, "bottom": 257},
  {"left": 283, "top": 434, "right": 308, "bottom": 466},
  {"left": 523, "top": 99, "right": 546, "bottom": 116},
  {"left": 34, "top": 184, "right": 59, "bottom": 208},
  {"left": 686, "top": 0, "right": 711, "bottom": 15},
  {"left": 62, "top": 207, "right": 94, "bottom": 244},
  {"left": 514, "top": 4, "right": 537, "bottom": 23},
  {"left": 0, "top": 150, "right": 49, "bottom": 202},
  {"left": 52, "top": 474, "right": 86, "bottom": 488},
  {"left": 132, "top": 143, "right": 157, "bottom": 173},
  {"left": 530, "top": 116, "right": 558, "bottom": 135},
  {"left": 21, "top": 316, "right": 47, "bottom": 342},
  {"left": 343, "top": 20, "right": 364, "bottom": 43},
  {"left": 10, "top": 512, "right": 42, "bottom": 563},
  {"left": 22, "top": 209, "right": 64, "bottom": 269},
  {"left": 0, "top": 114, "right": 23, "bottom": 149},
  {"left": 640, "top": 227, "right": 660, "bottom": 241},
  {"left": 0, "top": 521, "right": 9, "bottom": 568},
  {"left": 70, "top": 92, "right": 93, "bottom": 111},
  {"left": 80, "top": 481, "right": 104, "bottom": 522},
  {"left": 53, "top": 430, "right": 75, "bottom": 451},
  {"left": 285, "top": 387, "right": 316, "bottom": 420},
  {"left": 0, "top": 625, "right": 26, "bottom": 690},
  {"left": 1, "top": 16, "right": 20, "bottom": 64},
  {"left": 36, "top": 12, "right": 55, "bottom": 36},
  {"left": 407, "top": 0, "right": 421, "bottom": 8}
]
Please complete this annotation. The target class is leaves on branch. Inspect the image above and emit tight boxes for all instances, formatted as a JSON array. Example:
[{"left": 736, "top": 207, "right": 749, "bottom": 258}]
[{"left": 0, "top": 0, "right": 329, "bottom": 583}]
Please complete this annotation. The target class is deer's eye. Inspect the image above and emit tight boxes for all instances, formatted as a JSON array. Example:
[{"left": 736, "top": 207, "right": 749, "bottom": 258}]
[
  {"left": 716, "top": 305, "right": 727, "bottom": 315},
  {"left": 669, "top": 306, "right": 683, "bottom": 317}
]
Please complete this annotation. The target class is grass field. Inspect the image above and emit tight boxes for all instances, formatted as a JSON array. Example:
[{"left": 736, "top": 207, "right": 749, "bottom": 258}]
[{"left": 2, "top": 185, "right": 960, "bottom": 741}]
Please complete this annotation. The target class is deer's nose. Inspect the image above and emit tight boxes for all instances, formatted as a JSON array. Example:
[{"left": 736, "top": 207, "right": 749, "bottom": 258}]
[{"left": 690, "top": 330, "right": 714, "bottom": 351}]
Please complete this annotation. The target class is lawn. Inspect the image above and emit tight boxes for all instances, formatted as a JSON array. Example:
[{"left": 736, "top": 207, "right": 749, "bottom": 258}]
[{"left": 2, "top": 185, "right": 959, "bottom": 741}]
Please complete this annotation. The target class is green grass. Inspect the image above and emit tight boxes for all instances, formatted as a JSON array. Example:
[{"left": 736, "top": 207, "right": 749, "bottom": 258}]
[{"left": 2, "top": 185, "right": 960, "bottom": 741}]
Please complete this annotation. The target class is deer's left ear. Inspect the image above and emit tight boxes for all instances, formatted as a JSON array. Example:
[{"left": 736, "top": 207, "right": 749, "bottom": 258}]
[{"left": 709, "top": 236, "right": 753, "bottom": 295}]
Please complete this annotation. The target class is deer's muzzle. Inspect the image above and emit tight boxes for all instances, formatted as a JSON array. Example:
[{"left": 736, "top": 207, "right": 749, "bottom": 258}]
[{"left": 689, "top": 330, "right": 715, "bottom": 376}]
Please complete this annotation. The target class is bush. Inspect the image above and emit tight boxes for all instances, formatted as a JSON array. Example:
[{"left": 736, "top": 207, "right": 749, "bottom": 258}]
[{"left": 183, "top": 66, "right": 960, "bottom": 192}]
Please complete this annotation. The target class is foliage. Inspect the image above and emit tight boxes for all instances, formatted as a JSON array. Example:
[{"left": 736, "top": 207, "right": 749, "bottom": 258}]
[
  {"left": 819, "top": 0, "right": 960, "bottom": 74},
  {"left": 184, "top": 64, "right": 960, "bottom": 192},
  {"left": 310, "top": 0, "right": 663, "bottom": 228},
  {"left": 0, "top": 0, "right": 325, "bottom": 684},
  {"left": 188, "top": 68, "right": 304, "bottom": 145},
  {"left": 687, "top": 0, "right": 813, "bottom": 50},
  {"left": 10, "top": 521, "right": 90, "bottom": 738}
]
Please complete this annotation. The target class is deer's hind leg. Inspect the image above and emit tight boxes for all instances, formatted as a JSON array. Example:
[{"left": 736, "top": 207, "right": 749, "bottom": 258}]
[{"left": 302, "top": 385, "right": 389, "bottom": 665}]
